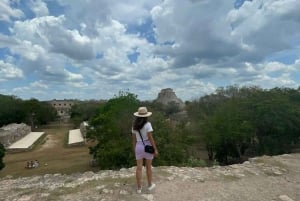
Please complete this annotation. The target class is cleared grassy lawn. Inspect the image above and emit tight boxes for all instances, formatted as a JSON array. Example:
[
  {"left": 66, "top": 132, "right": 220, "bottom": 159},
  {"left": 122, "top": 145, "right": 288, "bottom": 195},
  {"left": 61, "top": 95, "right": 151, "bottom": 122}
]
[{"left": 0, "top": 122, "right": 99, "bottom": 178}]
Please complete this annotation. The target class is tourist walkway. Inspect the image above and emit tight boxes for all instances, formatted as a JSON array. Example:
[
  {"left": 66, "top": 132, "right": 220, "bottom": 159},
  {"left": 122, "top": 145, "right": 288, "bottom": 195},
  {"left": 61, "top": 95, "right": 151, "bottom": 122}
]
[
  {"left": 68, "top": 129, "right": 84, "bottom": 145},
  {"left": 8, "top": 132, "right": 45, "bottom": 150}
]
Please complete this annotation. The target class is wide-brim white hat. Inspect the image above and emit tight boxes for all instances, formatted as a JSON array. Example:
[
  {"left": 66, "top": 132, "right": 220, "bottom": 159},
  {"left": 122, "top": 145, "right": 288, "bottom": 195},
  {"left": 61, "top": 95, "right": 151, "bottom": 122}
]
[{"left": 134, "top": 107, "right": 152, "bottom": 117}]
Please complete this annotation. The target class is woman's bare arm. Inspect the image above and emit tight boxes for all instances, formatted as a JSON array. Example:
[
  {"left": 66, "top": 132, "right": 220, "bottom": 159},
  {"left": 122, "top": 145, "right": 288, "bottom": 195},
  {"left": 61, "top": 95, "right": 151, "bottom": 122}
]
[
  {"left": 147, "top": 132, "right": 159, "bottom": 157},
  {"left": 132, "top": 133, "right": 137, "bottom": 153}
]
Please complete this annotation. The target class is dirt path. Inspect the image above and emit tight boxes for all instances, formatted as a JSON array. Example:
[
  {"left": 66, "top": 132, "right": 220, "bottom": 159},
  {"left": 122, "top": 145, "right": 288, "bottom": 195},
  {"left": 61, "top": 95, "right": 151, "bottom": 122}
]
[{"left": 38, "top": 134, "right": 57, "bottom": 150}]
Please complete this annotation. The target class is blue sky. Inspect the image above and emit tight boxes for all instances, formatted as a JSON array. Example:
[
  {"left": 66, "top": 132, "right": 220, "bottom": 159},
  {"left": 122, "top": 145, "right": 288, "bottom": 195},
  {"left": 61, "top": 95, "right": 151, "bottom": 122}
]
[{"left": 0, "top": 0, "right": 300, "bottom": 101}]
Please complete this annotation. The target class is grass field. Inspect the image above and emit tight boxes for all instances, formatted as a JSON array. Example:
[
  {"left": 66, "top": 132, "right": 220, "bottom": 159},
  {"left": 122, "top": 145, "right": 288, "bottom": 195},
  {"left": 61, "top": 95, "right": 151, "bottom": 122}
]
[{"left": 0, "top": 122, "right": 99, "bottom": 178}]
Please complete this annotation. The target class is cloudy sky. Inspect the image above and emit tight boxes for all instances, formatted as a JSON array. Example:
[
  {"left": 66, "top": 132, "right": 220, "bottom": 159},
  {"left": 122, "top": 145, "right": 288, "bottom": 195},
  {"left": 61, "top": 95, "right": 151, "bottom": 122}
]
[{"left": 0, "top": 0, "right": 299, "bottom": 101}]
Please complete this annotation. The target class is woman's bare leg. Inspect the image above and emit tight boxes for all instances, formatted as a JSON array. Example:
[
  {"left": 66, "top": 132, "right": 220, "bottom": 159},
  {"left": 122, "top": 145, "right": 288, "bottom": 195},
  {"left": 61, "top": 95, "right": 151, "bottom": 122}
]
[
  {"left": 145, "top": 159, "right": 153, "bottom": 186},
  {"left": 136, "top": 159, "right": 143, "bottom": 189}
]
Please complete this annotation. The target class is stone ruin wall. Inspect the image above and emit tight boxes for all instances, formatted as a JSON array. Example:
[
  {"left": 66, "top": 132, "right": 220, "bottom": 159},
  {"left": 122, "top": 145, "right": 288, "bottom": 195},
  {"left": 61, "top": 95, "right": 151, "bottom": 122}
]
[
  {"left": 80, "top": 121, "right": 88, "bottom": 137},
  {"left": 0, "top": 123, "right": 31, "bottom": 148}
]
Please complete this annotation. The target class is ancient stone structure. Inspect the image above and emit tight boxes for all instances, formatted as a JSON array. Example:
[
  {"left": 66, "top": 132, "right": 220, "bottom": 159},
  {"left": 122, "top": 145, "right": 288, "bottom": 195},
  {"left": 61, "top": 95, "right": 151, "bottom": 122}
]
[
  {"left": 80, "top": 121, "right": 88, "bottom": 138},
  {"left": 0, "top": 123, "right": 31, "bottom": 148},
  {"left": 155, "top": 88, "right": 185, "bottom": 109},
  {"left": 47, "top": 100, "right": 76, "bottom": 120}
]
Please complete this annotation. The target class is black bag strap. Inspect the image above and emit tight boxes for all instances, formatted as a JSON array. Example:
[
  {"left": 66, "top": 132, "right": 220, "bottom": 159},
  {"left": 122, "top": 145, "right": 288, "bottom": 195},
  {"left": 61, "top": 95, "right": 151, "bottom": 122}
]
[{"left": 138, "top": 130, "right": 146, "bottom": 146}]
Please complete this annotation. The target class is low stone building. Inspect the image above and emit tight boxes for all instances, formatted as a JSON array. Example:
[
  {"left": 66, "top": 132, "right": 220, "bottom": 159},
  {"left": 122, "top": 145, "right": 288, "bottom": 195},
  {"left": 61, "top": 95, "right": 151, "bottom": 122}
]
[
  {"left": 48, "top": 100, "right": 75, "bottom": 117},
  {"left": 0, "top": 123, "right": 31, "bottom": 148}
]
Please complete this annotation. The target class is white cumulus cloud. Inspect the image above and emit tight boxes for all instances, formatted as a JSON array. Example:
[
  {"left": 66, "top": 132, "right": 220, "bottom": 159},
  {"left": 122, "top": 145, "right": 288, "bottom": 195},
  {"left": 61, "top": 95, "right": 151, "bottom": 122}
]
[{"left": 0, "top": 61, "right": 23, "bottom": 81}]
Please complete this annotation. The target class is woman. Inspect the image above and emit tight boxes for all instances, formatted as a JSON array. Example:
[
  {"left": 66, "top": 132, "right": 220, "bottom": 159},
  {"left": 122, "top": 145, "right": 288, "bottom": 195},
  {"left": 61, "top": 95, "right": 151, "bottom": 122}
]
[{"left": 132, "top": 107, "right": 158, "bottom": 193}]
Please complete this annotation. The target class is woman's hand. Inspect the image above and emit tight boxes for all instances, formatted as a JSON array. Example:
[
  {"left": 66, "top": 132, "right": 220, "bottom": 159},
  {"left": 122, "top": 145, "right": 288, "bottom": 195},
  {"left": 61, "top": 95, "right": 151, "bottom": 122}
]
[{"left": 154, "top": 150, "right": 159, "bottom": 157}]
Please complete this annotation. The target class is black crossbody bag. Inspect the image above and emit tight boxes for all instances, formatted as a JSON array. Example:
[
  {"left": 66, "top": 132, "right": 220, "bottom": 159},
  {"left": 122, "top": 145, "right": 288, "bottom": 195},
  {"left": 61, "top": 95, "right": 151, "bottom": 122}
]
[{"left": 138, "top": 130, "right": 155, "bottom": 154}]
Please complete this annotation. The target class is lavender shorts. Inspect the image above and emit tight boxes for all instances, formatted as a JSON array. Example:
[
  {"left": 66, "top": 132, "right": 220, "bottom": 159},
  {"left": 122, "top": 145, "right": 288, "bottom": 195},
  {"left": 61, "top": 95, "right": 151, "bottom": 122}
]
[{"left": 135, "top": 140, "right": 154, "bottom": 160}]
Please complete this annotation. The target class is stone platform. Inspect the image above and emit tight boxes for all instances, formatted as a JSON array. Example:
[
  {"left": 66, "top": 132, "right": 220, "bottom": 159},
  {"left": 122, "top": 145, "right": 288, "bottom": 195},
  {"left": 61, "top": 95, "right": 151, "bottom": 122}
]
[
  {"left": 68, "top": 129, "right": 84, "bottom": 146},
  {"left": 7, "top": 132, "right": 45, "bottom": 151}
]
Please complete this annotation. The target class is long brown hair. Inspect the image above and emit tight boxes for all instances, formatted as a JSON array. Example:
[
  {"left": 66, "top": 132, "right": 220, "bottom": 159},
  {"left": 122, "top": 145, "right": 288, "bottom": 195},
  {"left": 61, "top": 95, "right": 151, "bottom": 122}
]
[{"left": 133, "top": 117, "right": 148, "bottom": 130}]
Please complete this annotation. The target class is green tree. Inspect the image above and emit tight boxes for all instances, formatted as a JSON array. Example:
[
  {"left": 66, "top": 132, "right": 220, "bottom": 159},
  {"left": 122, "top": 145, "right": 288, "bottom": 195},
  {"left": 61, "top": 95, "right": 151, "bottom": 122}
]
[
  {"left": 0, "top": 95, "right": 56, "bottom": 128},
  {"left": 149, "top": 112, "right": 186, "bottom": 166},
  {"left": 187, "top": 85, "right": 300, "bottom": 164},
  {"left": 87, "top": 91, "right": 139, "bottom": 169},
  {"left": 0, "top": 95, "right": 24, "bottom": 126},
  {"left": 209, "top": 98, "right": 254, "bottom": 164},
  {"left": 249, "top": 88, "right": 300, "bottom": 155},
  {"left": 22, "top": 99, "right": 57, "bottom": 128},
  {"left": 141, "top": 102, "right": 195, "bottom": 166},
  {"left": 70, "top": 101, "right": 103, "bottom": 127}
]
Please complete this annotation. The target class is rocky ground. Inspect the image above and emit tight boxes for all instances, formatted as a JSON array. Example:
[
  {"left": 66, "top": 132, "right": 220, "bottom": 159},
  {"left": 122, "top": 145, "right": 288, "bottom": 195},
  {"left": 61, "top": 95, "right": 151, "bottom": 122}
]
[{"left": 0, "top": 153, "right": 299, "bottom": 201}]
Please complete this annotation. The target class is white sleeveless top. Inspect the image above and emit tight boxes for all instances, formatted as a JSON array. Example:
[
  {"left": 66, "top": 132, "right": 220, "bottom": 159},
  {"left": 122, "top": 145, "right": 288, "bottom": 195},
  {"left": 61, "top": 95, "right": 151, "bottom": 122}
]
[{"left": 132, "top": 122, "right": 153, "bottom": 141}]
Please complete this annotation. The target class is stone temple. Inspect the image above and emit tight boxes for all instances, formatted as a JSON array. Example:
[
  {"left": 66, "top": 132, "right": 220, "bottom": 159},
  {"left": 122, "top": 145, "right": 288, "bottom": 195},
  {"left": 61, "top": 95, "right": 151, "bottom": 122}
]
[{"left": 155, "top": 88, "right": 185, "bottom": 109}]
